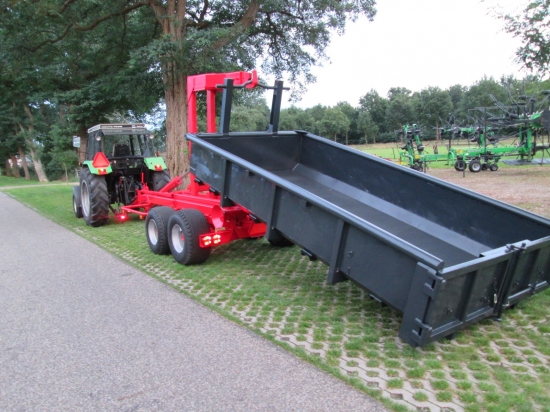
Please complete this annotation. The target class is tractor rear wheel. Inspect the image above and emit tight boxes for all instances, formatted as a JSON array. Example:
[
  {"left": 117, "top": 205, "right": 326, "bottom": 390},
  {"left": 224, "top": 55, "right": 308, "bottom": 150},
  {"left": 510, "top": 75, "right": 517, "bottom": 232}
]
[
  {"left": 468, "top": 160, "right": 482, "bottom": 173},
  {"left": 152, "top": 170, "right": 171, "bottom": 191},
  {"left": 167, "top": 209, "right": 212, "bottom": 265},
  {"left": 145, "top": 206, "right": 174, "bottom": 255},
  {"left": 80, "top": 168, "right": 109, "bottom": 227}
]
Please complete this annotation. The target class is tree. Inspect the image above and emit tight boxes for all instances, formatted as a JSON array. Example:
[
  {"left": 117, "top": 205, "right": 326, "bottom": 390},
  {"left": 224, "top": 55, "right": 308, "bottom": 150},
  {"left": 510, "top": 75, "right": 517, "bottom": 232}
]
[
  {"left": 317, "top": 107, "right": 350, "bottom": 142},
  {"left": 386, "top": 88, "right": 414, "bottom": 132},
  {"left": 412, "top": 87, "right": 452, "bottom": 134},
  {"left": 357, "top": 110, "right": 379, "bottom": 144},
  {"left": 5, "top": 1, "right": 377, "bottom": 178},
  {"left": 358, "top": 89, "right": 389, "bottom": 133},
  {"left": 498, "top": 0, "right": 550, "bottom": 73},
  {"left": 335, "top": 101, "right": 358, "bottom": 145},
  {"left": 458, "top": 77, "right": 507, "bottom": 121}
]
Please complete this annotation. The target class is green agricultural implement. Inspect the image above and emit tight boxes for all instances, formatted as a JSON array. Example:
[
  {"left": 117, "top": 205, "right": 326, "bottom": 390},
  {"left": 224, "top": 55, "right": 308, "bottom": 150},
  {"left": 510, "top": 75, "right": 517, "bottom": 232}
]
[
  {"left": 72, "top": 123, "right": 170, "bottom": 226},
  {"left": 454, "top": 93, "right": 550, "bottom": 172},
  {"left": 397, "top": 124, "right": 455, "bottom": 171}
]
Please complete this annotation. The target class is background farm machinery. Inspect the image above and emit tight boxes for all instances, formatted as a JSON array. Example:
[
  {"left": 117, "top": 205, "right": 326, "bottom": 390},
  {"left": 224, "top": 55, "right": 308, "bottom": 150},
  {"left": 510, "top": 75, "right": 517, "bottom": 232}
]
[
  {"left": 452, "top": 93, "right": 550, "bottom": 172},
  {"left": 396, "top": 124, "right": 455, "bottom": 170}
]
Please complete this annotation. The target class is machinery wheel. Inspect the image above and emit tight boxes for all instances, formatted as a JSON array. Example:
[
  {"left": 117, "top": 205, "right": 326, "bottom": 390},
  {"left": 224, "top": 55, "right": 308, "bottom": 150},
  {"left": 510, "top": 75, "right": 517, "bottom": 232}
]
[
  {"left": 468, "top": 160, "right": 482, "bottom": 173},
  {"left": 72, "top": 186, "right": 83, "bottom": 218},
  {"left": 80, "top": 168, "right": 109, "bottom": 227},
  {"left": 454, "top": 160, "right": 466, "bottom": 171},
  {"left": 152, "top": 170, "right": 171, "bottom": 191},
  {"left": 145, "top": 206, "right": 174, "bottom": 255},
  {"left": 167, "top": 209, "right": 211, "bottom": 265},
  {"left": 489, "top": 163, "right": 499, "bottom": 172}
]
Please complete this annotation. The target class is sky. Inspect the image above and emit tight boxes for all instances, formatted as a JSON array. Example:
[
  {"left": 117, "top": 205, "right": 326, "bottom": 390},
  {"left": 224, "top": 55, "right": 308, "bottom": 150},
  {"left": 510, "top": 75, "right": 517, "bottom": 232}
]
[{"left": 268, "top": 0, "right": 527, "bottom": 109}]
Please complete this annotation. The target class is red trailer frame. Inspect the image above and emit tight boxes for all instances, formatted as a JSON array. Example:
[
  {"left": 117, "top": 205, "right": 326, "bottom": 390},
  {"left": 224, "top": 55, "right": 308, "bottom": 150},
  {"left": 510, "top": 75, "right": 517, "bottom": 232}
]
[{"left": 121, "top": 70, "right": 266, "bottom": 248}]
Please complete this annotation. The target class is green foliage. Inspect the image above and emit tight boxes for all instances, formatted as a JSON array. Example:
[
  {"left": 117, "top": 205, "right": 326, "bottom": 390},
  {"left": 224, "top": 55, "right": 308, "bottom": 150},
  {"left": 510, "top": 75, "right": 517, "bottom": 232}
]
[
  {"left": 498, "top": 0, "right": 550, "bottom": 73},
  {"left": 317, "top": 107, "right": 350, "bottom": 142}
]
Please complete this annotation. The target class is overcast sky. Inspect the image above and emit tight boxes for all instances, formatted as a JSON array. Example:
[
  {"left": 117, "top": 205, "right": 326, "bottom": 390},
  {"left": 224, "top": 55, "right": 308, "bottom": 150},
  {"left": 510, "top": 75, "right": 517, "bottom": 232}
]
[{"left": 269, "top": 0, "right": 527, "bottom": 108}]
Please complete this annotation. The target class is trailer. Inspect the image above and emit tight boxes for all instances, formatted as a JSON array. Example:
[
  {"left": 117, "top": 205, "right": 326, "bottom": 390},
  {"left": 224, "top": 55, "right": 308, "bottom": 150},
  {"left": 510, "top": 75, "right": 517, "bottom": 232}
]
[{"left": 128, "top": 71, "right": 550, "bottom": 347}]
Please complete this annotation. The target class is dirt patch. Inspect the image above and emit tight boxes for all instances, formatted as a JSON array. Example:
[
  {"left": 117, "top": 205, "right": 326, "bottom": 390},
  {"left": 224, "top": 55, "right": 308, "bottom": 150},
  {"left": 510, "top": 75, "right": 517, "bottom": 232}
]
[{"left": 426, "top": 166, "right": 550, "bottom": 219}]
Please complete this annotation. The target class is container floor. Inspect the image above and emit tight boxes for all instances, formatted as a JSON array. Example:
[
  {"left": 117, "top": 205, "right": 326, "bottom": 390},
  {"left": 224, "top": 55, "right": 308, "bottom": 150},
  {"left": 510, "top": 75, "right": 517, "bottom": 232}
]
[{"left": 274, "top": 164, "right": 489, "bottom": 268}]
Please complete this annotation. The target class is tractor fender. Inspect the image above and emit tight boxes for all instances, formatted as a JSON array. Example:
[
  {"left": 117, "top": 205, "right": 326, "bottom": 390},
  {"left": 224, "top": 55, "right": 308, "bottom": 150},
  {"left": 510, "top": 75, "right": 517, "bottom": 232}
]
[{"left": 72, "top": 185, "right": 82, "bottom": 208}]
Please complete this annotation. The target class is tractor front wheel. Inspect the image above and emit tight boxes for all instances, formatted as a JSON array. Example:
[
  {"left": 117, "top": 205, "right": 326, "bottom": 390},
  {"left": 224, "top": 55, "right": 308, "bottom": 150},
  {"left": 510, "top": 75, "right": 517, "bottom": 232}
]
[
  {"left": 80, "top": 168, "right": 109, "bottom": 227},
  {"left": 468, "top": 160, "right": 482, "bottom": 173},
  {"left": 489, "top": 163, "right": 499, "bottom": 172},
  {"left": 167, "top": 209, "right": 212, "bottom": 265},
  {"left": 152, "top": 170, "right": 171, "bottom": 191},
  {"left": 72, "top": 186, "right": 83, "bottom": 218},
  {"left": 145, "top": 206, "right": 174, "bottom": 255}
]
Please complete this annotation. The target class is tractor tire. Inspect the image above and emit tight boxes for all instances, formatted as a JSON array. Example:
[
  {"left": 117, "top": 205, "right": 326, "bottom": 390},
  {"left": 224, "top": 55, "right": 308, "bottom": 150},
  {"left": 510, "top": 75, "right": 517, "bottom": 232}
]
[
  {"left": 167, "top": 209, "right": 212, "bottom": 265},
  {"left": 489, "top": 163, "right": 499, "bottom": 172},
  {"left": 72, "top": 186, "right": 83, "bottom": 218},
  {"left": 145, "top": 206, "right": 174, "bottom": 255},
  {"left": 468, "top": 160, "right": 482, "bottom": 173},
  {"left": 454, "top": 160, "right": 466, "bottom": 171},
  {"left": 80, "top": 168, "right": 109, "bottom": 227},
  {"left": 152, "top": 170, "right": 171, "bottom": 191}
]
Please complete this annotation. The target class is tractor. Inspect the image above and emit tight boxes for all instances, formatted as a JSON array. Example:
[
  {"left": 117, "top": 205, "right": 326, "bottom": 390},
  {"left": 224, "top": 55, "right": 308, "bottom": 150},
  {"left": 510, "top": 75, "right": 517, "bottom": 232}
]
[{"left": 73, "top": 123, "right": 170, "bottom": 226}]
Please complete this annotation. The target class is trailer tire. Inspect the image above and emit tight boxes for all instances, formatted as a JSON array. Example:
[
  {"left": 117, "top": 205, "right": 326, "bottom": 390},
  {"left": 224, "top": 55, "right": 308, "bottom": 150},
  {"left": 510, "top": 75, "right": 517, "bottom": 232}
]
[
  {"left": 489, "top": 163, "right": 499, "bottom": 172},
  {"left": 80, "top": 168, "right": 109, "bottom": 227},
  {"left": 72, "top": 186, "right": 83, "bottom": 218},
  {"left": 454, "top": 160, "right": 466, "bottom": 171},
  {"left": 152, "top": 170, "right": 171, "bottom": 191},
  {"left": 468, "top": 160, "right": 482, "bottom": 173},
  {"left": 168, "top": 209, "right": 211, "bottom": 265},
  {"left": 145, "top": 206, "right": 174, "bottom": 255}
]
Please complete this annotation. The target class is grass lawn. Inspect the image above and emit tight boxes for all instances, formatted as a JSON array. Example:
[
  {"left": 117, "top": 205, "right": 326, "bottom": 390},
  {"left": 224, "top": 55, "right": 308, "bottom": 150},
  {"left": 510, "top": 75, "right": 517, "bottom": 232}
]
[{"left": 4, "top": 185, "right": 550, "bottom": 412}]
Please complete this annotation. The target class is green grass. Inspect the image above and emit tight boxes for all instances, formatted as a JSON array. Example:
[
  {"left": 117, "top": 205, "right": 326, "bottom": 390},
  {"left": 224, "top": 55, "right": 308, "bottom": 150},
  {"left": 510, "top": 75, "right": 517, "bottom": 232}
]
[
  {"left": 4, "top": 184, "right": 550, "bottom": 412},
  {"left": 0, "top": 176, "right": 41, "bottom": 187}
]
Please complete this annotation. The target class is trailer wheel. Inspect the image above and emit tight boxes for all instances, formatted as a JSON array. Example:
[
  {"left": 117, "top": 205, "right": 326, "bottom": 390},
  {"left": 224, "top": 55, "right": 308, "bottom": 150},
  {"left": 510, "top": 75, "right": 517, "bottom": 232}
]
[
  {"left": 152, "top": 170, "right": 171, "bottom": 191},
  {"left": 72, "top": 186, "right": 83, "bottom": 218},
  {"left": 168, "top": 209, "right": 211, "bottom": 265},
  {"left": 489, "top": 163, "right": 499, "bottom": 172},
  {"left": 454, "top": 160, "right": 466, "bottom": 171},
  {"left": 80, "top": 168, "right": 109, "bottom": 227},
  {"left": 145, "top": 206, "right": 174, "bottom": 255},
  {"left": 468, "top": 160, "right": 482, "bottom": 173}
]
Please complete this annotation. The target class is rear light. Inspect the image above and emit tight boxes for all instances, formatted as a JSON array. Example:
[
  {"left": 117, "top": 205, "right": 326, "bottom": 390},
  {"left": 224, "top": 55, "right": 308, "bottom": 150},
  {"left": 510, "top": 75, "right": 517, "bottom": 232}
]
[
  {"left": 154, "top": 164, "right": 163, "bottom": 171},
  {"left": 200, "top": 233, "right": 223, "bottom": 247},
  {"left": 116, "top": 213, "right": 128, "bottom": 222},
  {"left": 97, "top": 168, "right": 107, "bottom": 175}
]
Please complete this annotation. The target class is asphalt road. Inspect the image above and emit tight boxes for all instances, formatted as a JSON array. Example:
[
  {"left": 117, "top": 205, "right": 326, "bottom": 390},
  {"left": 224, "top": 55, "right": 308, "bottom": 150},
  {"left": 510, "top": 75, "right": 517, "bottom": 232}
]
[{"left": 0, "top": 191, "right": 387, "bottom": 411}]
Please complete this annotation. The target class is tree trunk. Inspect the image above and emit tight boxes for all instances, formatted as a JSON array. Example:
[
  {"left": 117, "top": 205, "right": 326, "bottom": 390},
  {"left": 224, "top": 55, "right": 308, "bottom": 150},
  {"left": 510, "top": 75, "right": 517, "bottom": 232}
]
[
  {"left": 78, "top": 128, "right": 88, "bottom": 165},
  {"left": 21, "top": 105, "right": 49, "bottom": 182},
  {"left": 5, "top": 159, "right": 13, "bottom": 177},
  {"left": 334, "top": 133, "right": 336, "bottom": 142},
  {"left": 10, "top": 155, "right": 21, "bottom": 178},
  {"left": 18, "top": 146, "right": 30, "bottom": 180},
  {"left": 164, "top": 71, "right": 189, "bottom": 179}
]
